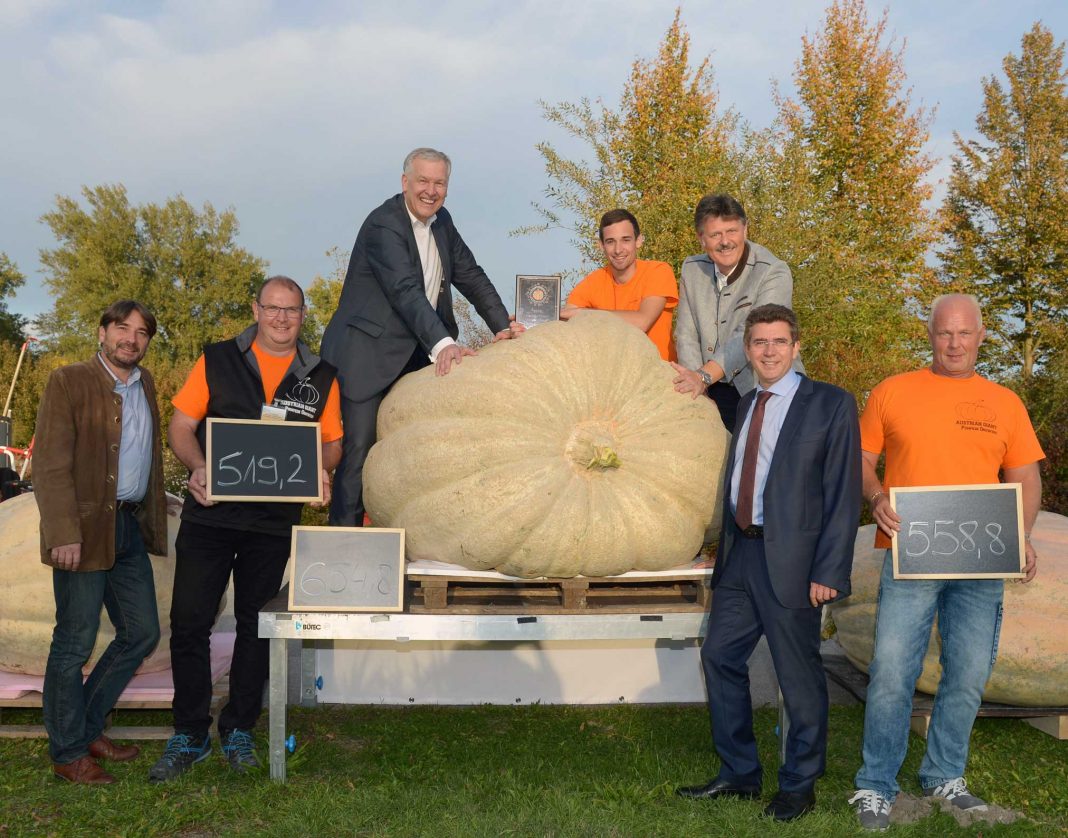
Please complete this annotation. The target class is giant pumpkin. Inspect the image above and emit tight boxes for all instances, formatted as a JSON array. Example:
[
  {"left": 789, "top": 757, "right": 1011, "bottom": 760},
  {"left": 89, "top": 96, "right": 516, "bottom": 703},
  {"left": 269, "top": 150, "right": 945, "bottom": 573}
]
[
  {"left": 0, "top": 492, "right": 181, "bottom": 676},
  {"left": 364, "top": 313, "right": 728, "bottom": 578},
  {"left": 830, "top": 513, "right": 1068, "bottom": 706}
]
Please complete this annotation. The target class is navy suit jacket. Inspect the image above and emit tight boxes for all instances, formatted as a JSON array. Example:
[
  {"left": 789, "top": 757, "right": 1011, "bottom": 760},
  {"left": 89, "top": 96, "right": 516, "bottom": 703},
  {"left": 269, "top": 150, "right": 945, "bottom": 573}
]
[
  {"left": 320, "top": 194, "right": 511, "bottom": 402},
  {"left": 711, "top": 374, "right": 862, "bottom": 609}
]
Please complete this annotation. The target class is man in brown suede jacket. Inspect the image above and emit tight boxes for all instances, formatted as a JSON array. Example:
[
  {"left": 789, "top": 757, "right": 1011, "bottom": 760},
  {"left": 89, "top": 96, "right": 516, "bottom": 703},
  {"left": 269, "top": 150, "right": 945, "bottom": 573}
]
[{"left": 33, "top": 300, "right": 168, "bottom": 784}]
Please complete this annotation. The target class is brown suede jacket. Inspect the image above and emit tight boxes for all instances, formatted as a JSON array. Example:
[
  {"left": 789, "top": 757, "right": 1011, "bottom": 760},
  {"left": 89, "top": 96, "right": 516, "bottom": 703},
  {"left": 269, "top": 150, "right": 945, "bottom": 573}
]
[{"left": 33, "top": 356, "right": 167, "bottom": 571}]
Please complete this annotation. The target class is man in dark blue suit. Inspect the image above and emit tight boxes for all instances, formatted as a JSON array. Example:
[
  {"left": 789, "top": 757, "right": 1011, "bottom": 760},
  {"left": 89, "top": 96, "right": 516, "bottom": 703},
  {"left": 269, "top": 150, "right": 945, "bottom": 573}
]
[
  {"left": 677, "top": 303, "right": 861, "bottom": 821},
  {"left": 320, "top": 148, "right": 519, "bottom": 526}
]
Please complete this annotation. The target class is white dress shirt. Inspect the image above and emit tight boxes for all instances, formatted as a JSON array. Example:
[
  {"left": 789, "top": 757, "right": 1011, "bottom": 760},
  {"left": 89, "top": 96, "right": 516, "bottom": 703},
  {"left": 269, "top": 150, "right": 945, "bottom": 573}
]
[
  {"left": 405, "top": 204, "right": 455, "bottom": 362},
  {"left": 729, "top": 369, "right": 802, "bottom": 526}
]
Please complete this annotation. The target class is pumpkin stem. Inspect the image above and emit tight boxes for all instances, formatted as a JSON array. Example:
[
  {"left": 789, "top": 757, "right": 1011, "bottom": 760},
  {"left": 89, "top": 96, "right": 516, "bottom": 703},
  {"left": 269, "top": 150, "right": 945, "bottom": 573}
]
[{"left": 586, "top": 446, "right": 621, "bottom": 470}]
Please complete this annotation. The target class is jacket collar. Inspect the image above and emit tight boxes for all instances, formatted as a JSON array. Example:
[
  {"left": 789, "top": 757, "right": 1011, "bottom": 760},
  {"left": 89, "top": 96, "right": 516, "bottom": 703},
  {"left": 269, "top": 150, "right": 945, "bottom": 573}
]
[{"left": 234, "top": 324, "right": 323, "bottom": 381}]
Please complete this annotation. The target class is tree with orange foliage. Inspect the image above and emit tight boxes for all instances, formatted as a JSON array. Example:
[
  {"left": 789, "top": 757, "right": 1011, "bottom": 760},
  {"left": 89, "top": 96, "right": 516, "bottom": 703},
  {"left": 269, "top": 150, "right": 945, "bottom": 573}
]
[
  {"left": 745, "top": 0, "right": 936, "bottom": 399},
  {"left": 517, "top": 9, "right": 735, "bottom": 279}
]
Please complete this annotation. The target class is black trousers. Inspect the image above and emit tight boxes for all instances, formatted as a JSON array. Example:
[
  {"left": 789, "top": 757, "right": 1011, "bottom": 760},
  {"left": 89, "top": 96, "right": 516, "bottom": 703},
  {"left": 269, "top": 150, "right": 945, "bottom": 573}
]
[
  {"left": 170, "top": 521, "right": 290, "bottom": 738},
  {"left": 330, "top": 346, "right": 430, "bottom": 526},
  {"left": 701, "top": 532, "right": 828, "bottom": 794},
  {"left": 707, "top": 381, "right": 742, "bottom": 433}
]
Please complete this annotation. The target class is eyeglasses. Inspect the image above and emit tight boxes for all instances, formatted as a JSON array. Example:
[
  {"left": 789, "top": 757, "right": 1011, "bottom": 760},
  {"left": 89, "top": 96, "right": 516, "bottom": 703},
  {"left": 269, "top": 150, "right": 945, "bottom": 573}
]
[
  {"left": 748, "top": 338, "right": 794, "bottom": 349},
  {"left": 258, "top": 304, "right": 304, "bottom": 319}
]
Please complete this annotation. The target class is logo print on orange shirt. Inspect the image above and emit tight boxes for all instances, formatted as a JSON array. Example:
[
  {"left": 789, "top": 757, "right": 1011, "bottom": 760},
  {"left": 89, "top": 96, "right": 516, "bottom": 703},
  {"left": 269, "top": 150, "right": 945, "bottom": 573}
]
[{"left": 955, "top": 401, "right": 998, "bottom": 434}]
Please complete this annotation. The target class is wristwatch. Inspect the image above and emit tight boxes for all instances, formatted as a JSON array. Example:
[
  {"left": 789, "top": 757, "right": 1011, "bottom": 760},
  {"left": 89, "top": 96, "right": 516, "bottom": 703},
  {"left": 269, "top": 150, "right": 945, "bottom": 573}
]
[{"left": 697, "top": 370, "right": 713, "bottom": 387}]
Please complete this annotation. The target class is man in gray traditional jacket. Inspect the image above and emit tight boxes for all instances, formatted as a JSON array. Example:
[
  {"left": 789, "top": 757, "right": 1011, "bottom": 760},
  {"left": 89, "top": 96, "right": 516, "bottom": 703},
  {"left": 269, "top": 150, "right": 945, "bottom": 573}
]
[{"left": 671, "top": 193, "right": 800, "bottom": 432}]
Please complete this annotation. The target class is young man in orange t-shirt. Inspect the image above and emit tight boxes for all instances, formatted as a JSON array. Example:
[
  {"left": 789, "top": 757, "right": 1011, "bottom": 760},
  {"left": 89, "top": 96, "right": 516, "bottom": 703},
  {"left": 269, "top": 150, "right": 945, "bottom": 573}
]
[
  {"left": 851, "top": 294, "right": 1043, "bottom": 830},
  {"left": 150, "top": 276, "right": 342, "bottom": 783},
  {"left": 560, "top": 209, "right": 678, "bottom": 361}
]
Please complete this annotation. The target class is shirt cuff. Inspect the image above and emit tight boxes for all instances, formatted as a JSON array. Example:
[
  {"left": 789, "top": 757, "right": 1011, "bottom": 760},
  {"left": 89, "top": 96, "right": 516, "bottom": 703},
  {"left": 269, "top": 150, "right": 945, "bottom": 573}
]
[{"left": 428, "top": 337, "right": 456, "bottom": 363}]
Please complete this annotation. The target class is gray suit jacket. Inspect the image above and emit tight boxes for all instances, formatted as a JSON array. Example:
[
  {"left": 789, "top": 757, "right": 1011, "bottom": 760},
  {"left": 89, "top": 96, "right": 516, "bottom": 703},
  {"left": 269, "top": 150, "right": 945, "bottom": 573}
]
[
  {"left": 320, "top": 194, "right": 511, "bottom": 403},
  {"left": 675, "top": 240, "right": 802, "bottom": 395}
]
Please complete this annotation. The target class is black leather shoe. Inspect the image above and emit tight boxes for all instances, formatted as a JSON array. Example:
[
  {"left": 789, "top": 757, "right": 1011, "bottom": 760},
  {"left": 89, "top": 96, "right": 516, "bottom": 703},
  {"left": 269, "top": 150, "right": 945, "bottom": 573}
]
[
  {"left": 763, "top": 790, "right": 816, "bottom": 821},
  {"left": 676, "top": 778, "right": 762, "bottom": 800}
]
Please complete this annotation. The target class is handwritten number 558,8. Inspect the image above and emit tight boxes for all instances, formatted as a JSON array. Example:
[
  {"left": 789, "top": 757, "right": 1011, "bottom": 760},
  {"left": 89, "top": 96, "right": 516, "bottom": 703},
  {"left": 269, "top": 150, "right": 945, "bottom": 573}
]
[{"left": 905, "top": 520, "right": 1006, "bottom": 558}]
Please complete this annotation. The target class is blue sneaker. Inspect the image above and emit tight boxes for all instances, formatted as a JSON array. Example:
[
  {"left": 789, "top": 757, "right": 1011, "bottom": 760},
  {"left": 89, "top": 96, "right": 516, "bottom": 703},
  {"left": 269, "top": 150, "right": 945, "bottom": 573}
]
[
  {"left": 148, "top": 733, "right": 211, "bottom": 782},
  {"left": 221, "top": 729, "right": 260, "bottom": 773}
]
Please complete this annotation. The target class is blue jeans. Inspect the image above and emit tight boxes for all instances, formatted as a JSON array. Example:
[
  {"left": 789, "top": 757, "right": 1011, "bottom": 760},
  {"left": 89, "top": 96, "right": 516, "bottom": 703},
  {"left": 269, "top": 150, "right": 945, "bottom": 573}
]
[
  {"left": 43, "top": 508, "right": 160, "bottom": 764},
  {"left": 855, "top": 551, "right": 1003, "bottom": 800}
]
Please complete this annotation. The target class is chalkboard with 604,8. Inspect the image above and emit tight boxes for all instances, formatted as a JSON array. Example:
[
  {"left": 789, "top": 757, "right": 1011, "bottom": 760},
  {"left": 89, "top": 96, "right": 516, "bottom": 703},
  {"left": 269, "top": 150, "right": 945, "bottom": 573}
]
[
  {"left": 891, "top": 483, "right": 1025, "bottom": 579},
  {"left": 288, "top": 526, "right": 405, "bottom": 612},
  {"left": 205, "top": 418, "right": 322, "bottom": 503}
]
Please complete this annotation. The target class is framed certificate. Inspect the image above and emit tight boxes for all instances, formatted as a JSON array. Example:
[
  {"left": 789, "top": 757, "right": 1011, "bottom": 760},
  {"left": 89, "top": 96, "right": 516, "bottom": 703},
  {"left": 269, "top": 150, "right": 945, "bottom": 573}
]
[{"left": 515, "top": 274, "right": 562, "bottom": 328}]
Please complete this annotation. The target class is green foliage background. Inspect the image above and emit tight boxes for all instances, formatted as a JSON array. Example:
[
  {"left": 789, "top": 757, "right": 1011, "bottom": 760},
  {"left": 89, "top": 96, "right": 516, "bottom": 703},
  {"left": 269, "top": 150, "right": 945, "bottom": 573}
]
[{"left": 3, "top": 2, "right": 1066, "bottom": 512}]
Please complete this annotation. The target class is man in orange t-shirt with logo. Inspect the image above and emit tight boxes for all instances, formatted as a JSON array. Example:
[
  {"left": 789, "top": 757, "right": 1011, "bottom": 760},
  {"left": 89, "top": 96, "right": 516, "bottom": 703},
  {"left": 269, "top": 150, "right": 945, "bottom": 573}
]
[
  {"left": 850, "top": 294, "right": 1043, "bottom": 830},
  {"left": 150, "top": 276, "right": 342, "bottom": 783},
  {"left": 560, "top": 209, "right": 678, "bottom": 361}
]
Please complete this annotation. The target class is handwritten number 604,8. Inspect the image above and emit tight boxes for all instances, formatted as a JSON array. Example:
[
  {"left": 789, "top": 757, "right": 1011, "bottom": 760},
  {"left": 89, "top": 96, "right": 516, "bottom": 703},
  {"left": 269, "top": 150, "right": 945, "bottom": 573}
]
[
  {"left": 216, "top": 452, "right": 306, "bottom": 489},
  {"left": 905, "top": 520, "right": 1006, "bottom": 558},
  {"left": 299, "top": 561, "right": 395, "bottom": 597}
]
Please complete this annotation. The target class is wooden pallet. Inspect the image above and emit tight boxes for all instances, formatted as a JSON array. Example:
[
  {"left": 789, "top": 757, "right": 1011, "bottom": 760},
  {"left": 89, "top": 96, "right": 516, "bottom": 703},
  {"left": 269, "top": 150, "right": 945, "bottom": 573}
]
[
  {"left": 823, "top": 654, "right": 1068, "bottom": 740},
  {"left": 408, "top": 571, "right": 712, "bottom": 614},
  {"left": 0, "top": 677, "right": 229, "bottom": 740}
]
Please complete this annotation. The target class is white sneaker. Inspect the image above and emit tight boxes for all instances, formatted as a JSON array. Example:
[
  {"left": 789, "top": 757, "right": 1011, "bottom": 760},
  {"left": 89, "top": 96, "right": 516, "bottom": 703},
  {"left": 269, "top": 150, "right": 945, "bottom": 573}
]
[
  {"left": 850, "top": 789, "right": 892, "bottom": 831},
  {"left": 924, "top": 777, "right": 988, "bottom": 811}
]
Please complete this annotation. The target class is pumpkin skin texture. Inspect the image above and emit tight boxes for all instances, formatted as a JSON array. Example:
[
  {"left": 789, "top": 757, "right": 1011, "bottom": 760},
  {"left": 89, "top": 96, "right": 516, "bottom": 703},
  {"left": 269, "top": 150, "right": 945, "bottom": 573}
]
[
  {"left": 829, "top": 512, "right": 1068, "bottom": 706},
  {"left": 364, "top": 313, "right": 728, "bottom": 578},
  {"left": 0, "top": 492, "right": 181, "bottom": 676}
]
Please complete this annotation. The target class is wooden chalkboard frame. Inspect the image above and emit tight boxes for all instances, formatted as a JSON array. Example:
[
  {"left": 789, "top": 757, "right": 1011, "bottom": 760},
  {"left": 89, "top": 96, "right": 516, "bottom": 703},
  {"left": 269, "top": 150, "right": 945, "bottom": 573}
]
[
  {"left": 287, "top": 526, "right": 406, "bottom": 612},
  {"left": 890, "top": 483, "right": 1025, "bottom": 580},
  {"left": 205, "top": 417, "right": 323, "bottom": 503}
]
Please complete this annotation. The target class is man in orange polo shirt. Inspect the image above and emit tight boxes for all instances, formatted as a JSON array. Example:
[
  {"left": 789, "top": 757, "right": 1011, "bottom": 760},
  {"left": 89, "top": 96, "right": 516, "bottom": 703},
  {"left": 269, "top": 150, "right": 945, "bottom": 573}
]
[
  {"left": 150, "top": 275, "right": 342, "bottom": 782},
  {"left": 850, "top": 294, "right": 1043, "bottom": 830},
  {"left": 560, "top": 209, "right": 678, "bottom": 361}
]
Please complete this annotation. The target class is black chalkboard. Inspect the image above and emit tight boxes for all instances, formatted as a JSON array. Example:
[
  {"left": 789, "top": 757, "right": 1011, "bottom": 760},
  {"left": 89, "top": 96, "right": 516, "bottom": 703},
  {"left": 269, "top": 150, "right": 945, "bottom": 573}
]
[
  {"left": 288, "top": 526, "right": 405, "bottom": 612},
  {"left": 891, "top": 483, "right": 1024, "bottom": 579},
  {"left": 205, "top": 418, "right": 322, "bottom": 502}
]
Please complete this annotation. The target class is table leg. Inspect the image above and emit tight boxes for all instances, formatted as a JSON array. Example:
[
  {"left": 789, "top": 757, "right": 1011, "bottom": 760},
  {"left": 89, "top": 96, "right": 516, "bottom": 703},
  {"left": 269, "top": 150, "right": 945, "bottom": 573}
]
[{"left": 269, "top": 637, "right": 288, "bottom": 782}]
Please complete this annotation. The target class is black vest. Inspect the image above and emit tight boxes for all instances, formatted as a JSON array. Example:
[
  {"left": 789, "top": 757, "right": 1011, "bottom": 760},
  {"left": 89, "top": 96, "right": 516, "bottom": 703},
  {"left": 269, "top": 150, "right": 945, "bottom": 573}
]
[{"left": 180, "top": 337, "right": 337, "bottom": 535}]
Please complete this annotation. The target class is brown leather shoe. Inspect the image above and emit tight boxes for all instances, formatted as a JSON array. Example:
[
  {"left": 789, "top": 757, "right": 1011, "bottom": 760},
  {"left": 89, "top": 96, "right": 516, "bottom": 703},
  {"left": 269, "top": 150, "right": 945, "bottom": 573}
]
[
  {"left": 53, "top": 756, "right": 115, "bottom": 785},
  {"left": 88, "top": 734, "right": 140, "bottom": 762}
]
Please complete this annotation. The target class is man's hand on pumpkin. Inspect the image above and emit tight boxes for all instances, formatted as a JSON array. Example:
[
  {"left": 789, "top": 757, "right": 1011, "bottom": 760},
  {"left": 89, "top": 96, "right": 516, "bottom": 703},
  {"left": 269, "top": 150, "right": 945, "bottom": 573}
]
[
  {"left": 670, "top": 363, "right": 706, "bottom": 400},
  {"left": 436, "top": 343, "right": 477, "bottom": 376}
]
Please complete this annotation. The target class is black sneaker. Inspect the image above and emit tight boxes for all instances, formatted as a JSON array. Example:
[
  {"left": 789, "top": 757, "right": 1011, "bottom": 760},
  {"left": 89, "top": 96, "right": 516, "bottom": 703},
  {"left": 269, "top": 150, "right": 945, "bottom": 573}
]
[
  {"left": 221, "top": 729, "right": 260, "bottom": 773},
  {"left": 850, "top": 789, "right": 892, "bottom": 831},
  {"left": 148, "top": 734, "right": 211, "bottom": 783},
  {"left": 924, "top": 777, "right": 988, "bottom": 811}
]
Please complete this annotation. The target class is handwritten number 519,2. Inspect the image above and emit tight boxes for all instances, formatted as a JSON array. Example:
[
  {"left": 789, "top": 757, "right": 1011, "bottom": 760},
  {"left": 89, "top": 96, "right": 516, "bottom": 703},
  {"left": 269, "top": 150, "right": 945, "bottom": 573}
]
[{"left": 216, "top": 451, "right": 307, "bottom": 489}]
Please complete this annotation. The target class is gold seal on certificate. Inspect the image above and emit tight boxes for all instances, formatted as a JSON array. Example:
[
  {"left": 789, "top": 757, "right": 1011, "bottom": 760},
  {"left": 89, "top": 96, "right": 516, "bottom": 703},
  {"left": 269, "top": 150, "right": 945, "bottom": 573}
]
[{"left": 515, "top": 274, "right": 561, "bottom": 328}]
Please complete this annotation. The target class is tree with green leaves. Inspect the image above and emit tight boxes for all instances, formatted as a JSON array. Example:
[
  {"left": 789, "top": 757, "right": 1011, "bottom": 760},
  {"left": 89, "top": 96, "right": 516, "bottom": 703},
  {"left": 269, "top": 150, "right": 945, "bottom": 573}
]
[
  {"left": 38, "top": 184, "right": 266, "bottom": 363},
  {"left": 752, "top": 0, "right": 936, "bottom": 396},
  {"left": 303, "top": 246, "right": 348, "bottom": 352},
  {"left": 939, "top": 23, "right": 1068, "bottom": 381},
  {"left": 519, "top": 9, "right": 735, "bottom": 278},
  {"left": 0, "top": 253, "right": 26, "bottom": 347}
]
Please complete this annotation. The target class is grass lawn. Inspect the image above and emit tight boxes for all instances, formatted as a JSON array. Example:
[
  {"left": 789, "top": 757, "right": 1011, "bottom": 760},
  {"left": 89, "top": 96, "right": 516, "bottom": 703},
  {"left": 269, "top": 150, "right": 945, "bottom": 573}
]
[{"left": 0, "top": 703, "right": 1065, "bottom": 836}]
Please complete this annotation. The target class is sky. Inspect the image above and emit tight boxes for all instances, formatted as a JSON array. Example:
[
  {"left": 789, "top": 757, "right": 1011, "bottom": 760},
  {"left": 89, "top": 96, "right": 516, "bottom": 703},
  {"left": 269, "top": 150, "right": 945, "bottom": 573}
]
[{"left": 2, "top": 0, "right": 1066, "bottom": 327}]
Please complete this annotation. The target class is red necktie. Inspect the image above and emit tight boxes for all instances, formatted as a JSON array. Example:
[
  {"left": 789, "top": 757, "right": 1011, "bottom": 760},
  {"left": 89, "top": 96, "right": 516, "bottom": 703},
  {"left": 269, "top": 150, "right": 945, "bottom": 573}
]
[{"left": 735, "top": 390, "right": 773, "bottom": 530}]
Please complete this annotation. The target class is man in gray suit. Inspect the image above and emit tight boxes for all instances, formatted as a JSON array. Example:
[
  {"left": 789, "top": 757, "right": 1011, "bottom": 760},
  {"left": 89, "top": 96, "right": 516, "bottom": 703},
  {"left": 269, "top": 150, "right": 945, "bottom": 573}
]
[
  {"left": 320, "top": 147, "right": 519, "bottom": 526},
  {"left": 672, "top": 194, "right": 799, "bottom": 432}
]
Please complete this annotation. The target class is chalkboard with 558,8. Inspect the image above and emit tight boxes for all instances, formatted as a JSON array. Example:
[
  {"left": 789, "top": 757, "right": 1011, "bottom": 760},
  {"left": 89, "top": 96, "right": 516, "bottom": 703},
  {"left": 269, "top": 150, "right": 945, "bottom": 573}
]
[{"left": 890, "top": 483, "right": 1025, "bottom": 579}]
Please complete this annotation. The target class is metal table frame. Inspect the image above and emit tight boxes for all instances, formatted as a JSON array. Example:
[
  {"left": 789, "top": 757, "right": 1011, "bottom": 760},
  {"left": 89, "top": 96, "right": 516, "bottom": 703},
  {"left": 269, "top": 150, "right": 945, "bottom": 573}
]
[{"left": 259, "top": 591, "right": 710, "bottom": 782}]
